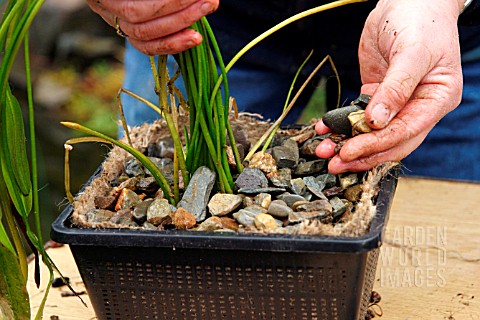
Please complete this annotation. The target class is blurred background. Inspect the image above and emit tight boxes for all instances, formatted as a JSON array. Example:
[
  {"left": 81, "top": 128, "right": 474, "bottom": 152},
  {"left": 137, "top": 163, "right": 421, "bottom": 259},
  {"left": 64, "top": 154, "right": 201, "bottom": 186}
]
[{"left": 8, "top": 0, "right": 125, "bottom": 242}]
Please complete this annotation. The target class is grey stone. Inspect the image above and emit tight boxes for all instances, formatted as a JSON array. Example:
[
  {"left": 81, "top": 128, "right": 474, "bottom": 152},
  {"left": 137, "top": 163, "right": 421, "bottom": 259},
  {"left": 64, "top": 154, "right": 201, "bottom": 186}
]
[
  {"left": 136, "top": 176, "right": 159, "bottom": 193},
  {"left": 178, "top": 166, "right": 216, "bottom": 222},
  {"left": 85, "top": 209, "right": 115, "bottom": 223},
  {"left": 133, "top": 199, "right": 154, "bottom": 223},
  {"left": 289, "top": 178, "right": 306, "bottom": 195},
  {"left": 146, "top": 142, "right": 161, "bottom": 158},
  {"left": 294, "top": 160, "right": 326, "bottom": 176},
  {"left": 125, "top": 158, "right": 144, "bottom": 177},
  {"left": 227, "top": 125, "right": 251, "bottom": 151},
  {"left": 243, "top": 204, "right": 268, "bottom": 215},
  {"left": 235, "top": 168, "right": 268, "bottom": 190},
  {"left": 303, "top": 176, "right": 328, "bottom": 200},
  {"left": 233, "top": 210, "right": 257, "bottom": 226},
  {"left": 272, "top": 146, "right": 297, "bottom": 169},
  {"left": 282, "top": 138, "right": 300, "bottom": 160},
  {"left": 109, "top": 209, "right": 133, "bottom": 225},
  {"left": 158, "top": 139, "right": 175, "bottom": 158},
  {"left": 146, "top": 157, "right": 174, "bottom": 184},
  {"left": 316, "top": 173, "right": 337, "bottom": 189},
  {"left": 330, "top": 197, "right": 347, "bottom": 218},
  {"left": 267, "top": 200, "right": 293, "bottom": 218},
  {"left": 276, "top": 193, "right": 306, "bottom": 208}
]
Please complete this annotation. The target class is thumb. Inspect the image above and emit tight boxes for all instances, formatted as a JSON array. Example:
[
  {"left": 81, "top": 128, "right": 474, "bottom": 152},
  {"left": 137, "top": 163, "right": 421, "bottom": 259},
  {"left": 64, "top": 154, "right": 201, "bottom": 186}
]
[{"left": 365, "top": 43, "right": 431, "bottom": 129}]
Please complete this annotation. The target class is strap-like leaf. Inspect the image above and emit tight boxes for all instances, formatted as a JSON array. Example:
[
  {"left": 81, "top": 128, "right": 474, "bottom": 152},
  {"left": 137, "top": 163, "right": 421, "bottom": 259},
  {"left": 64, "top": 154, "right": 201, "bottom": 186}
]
[
  {"left": 2, "top": 88, "right": 32, "bottom": 196},
  {"left": 0, "top": 243, "right": 30, "bottom": 320},
  {"left": 0, "top": 88, "right": 32, "bottom": 217}
]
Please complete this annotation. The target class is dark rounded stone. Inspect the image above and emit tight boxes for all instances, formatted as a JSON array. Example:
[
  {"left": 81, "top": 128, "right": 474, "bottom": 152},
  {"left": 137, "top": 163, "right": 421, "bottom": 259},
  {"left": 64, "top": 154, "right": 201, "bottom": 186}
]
[
  {"left": 322, "top": 105, "right": 362, "bottom": 136},
  {"left": 237, "top": 187, "right": 286, "bottom": 196}
]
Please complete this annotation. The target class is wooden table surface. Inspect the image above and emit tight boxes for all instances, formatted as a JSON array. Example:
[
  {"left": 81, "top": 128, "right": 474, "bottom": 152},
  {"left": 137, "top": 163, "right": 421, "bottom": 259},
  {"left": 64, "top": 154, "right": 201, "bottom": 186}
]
[{"left": 28, "top": 177, "right": 480, "bottom": 320}]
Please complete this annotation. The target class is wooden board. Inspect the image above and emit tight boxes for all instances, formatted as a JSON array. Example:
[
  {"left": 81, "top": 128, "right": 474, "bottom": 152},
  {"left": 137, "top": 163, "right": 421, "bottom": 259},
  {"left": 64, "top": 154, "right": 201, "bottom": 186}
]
[
  {"left": 28, "top": 177, "right": 480, "bottom": 319},
  {"left": 373, "top": 177, "right": 480, "bottom": 320}
]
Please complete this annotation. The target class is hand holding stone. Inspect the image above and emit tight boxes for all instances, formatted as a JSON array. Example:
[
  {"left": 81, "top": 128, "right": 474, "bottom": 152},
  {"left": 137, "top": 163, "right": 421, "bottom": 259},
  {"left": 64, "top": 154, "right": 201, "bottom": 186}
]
[{"left": 316, "top": 0, "right": 464, "bottom": 174}]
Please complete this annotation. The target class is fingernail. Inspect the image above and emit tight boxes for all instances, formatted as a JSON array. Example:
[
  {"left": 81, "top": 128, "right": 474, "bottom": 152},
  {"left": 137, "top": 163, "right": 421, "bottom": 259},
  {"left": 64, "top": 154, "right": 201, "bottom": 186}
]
[
  {"left": 371, "top": 103, "right": 390, "bottom": 127},
  {"left": 201, "top": 2, "right": 214, "bottom": 14}
]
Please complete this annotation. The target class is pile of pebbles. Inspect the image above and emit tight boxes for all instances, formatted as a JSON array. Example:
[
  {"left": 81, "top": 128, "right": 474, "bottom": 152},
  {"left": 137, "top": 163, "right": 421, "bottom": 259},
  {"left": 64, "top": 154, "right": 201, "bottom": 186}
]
[
  {"left": 84, "top": 134, "right": 368, "bottom": 235},
  {"left": 81, "top": 94, "right": 378, "bottom": 234}
]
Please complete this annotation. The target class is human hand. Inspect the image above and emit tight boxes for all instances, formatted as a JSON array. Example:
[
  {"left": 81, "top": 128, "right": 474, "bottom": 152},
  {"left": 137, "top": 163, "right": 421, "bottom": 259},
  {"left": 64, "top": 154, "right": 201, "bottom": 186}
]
[
  {"left": 315, "top": 0, "right": 464, "bottom": 174},
  {"left": 86, "top": 0, "right": 219, "bottom": 55}
]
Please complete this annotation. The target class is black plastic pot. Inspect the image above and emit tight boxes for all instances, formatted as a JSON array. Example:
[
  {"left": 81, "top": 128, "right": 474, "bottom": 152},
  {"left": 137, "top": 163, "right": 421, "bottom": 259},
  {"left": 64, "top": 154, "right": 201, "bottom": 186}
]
[{"left": 51, "top": 169, "right": 398, "bottom": 320}]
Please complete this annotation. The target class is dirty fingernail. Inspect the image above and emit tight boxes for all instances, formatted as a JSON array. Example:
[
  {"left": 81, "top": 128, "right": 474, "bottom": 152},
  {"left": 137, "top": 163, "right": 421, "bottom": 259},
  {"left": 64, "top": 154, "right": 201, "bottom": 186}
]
[
  {"left": 201, "top": 2, "right": 214, "bottom": 14},
  {"left": 371, "top": 103, "right": 390, "bottom": 127}
]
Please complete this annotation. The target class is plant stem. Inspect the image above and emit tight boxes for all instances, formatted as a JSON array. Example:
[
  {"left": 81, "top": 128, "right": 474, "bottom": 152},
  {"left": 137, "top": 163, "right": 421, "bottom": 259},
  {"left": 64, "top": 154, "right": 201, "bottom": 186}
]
[
  {"left": 61, "top": 122, "right": 174, "bottom": 204},
  {"left": 24, "top": 29, "right": 43, "bottom": 245},
  {"left": 245, "top": 55, "right": 335, "bottom": 161}
]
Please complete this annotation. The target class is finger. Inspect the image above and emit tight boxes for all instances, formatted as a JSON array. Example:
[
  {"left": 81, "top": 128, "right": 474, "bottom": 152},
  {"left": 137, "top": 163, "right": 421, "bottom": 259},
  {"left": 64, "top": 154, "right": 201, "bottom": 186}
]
[
  {"left": 85, "top": 0, "right": 113, "bottom": 25},
  {"left": 365, "top": 42, "right": 433, "bottom": 129},
  {"left": 314, "top": 119, "right": 331, "bottom": 135},
  {"left": 326, "top": 130, "right": 428, "bottom": 174},
  {"left": 100, "top": 0, "right": 202, "bottom": 24},
  {"left": 129, "top": 29, "right": 203, "bottom": 55},
  {"left": 118, "top": 1, "right": 218, "bottom": 41},
  {"left": 315, "top": 139, "right": 336, "bottom": 159},
  {"left": 338, "top": 97, "right": 439, "bottom": 162}
]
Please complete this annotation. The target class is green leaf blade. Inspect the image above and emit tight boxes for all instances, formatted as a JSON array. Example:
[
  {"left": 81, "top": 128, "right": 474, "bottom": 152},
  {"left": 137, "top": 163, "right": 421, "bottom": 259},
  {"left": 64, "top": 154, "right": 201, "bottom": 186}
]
[
  {"left": 2, "top": 88, "right": 32, "bottom": 196},
  {"left": 0, "top": 243, "right": 30, "bottom": 320}
]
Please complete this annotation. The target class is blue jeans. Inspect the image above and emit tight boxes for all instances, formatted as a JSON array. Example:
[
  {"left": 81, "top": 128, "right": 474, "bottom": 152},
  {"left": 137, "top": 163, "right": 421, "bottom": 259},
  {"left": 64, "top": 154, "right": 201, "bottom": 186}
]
[{"left": 122, "top": 42, "right": 480, "bottom": 181}]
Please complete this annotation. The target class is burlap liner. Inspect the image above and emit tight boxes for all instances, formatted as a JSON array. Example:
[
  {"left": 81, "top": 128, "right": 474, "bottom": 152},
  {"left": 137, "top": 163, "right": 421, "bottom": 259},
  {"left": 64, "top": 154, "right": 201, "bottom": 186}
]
[{"left": 70, "top": 113, "right": 398, "bottom": 237}]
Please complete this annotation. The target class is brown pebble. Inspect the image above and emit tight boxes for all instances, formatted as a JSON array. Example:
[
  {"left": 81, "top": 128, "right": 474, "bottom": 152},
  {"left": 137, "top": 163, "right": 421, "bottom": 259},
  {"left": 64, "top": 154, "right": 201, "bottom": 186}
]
[
  {"left": 254, "top": 213, "right": 278, "bottom": 231},
  {"left": 220, "top": 217, "right": 239, "bottom": 231},
  {"left": 289, "top": 129, "right": 315, "bottom": 144},
  {"left": 94, "top": 196, "right": 116, "bottom": 210},
  {"left": 172, "top": 208, "right": 196, "bottom": 230},
  {"left": 344, "top": 184, "right": 363, "bottom": 202},
  {"left": 322, "top": 186, "right": 344, "bottom": 197}
]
